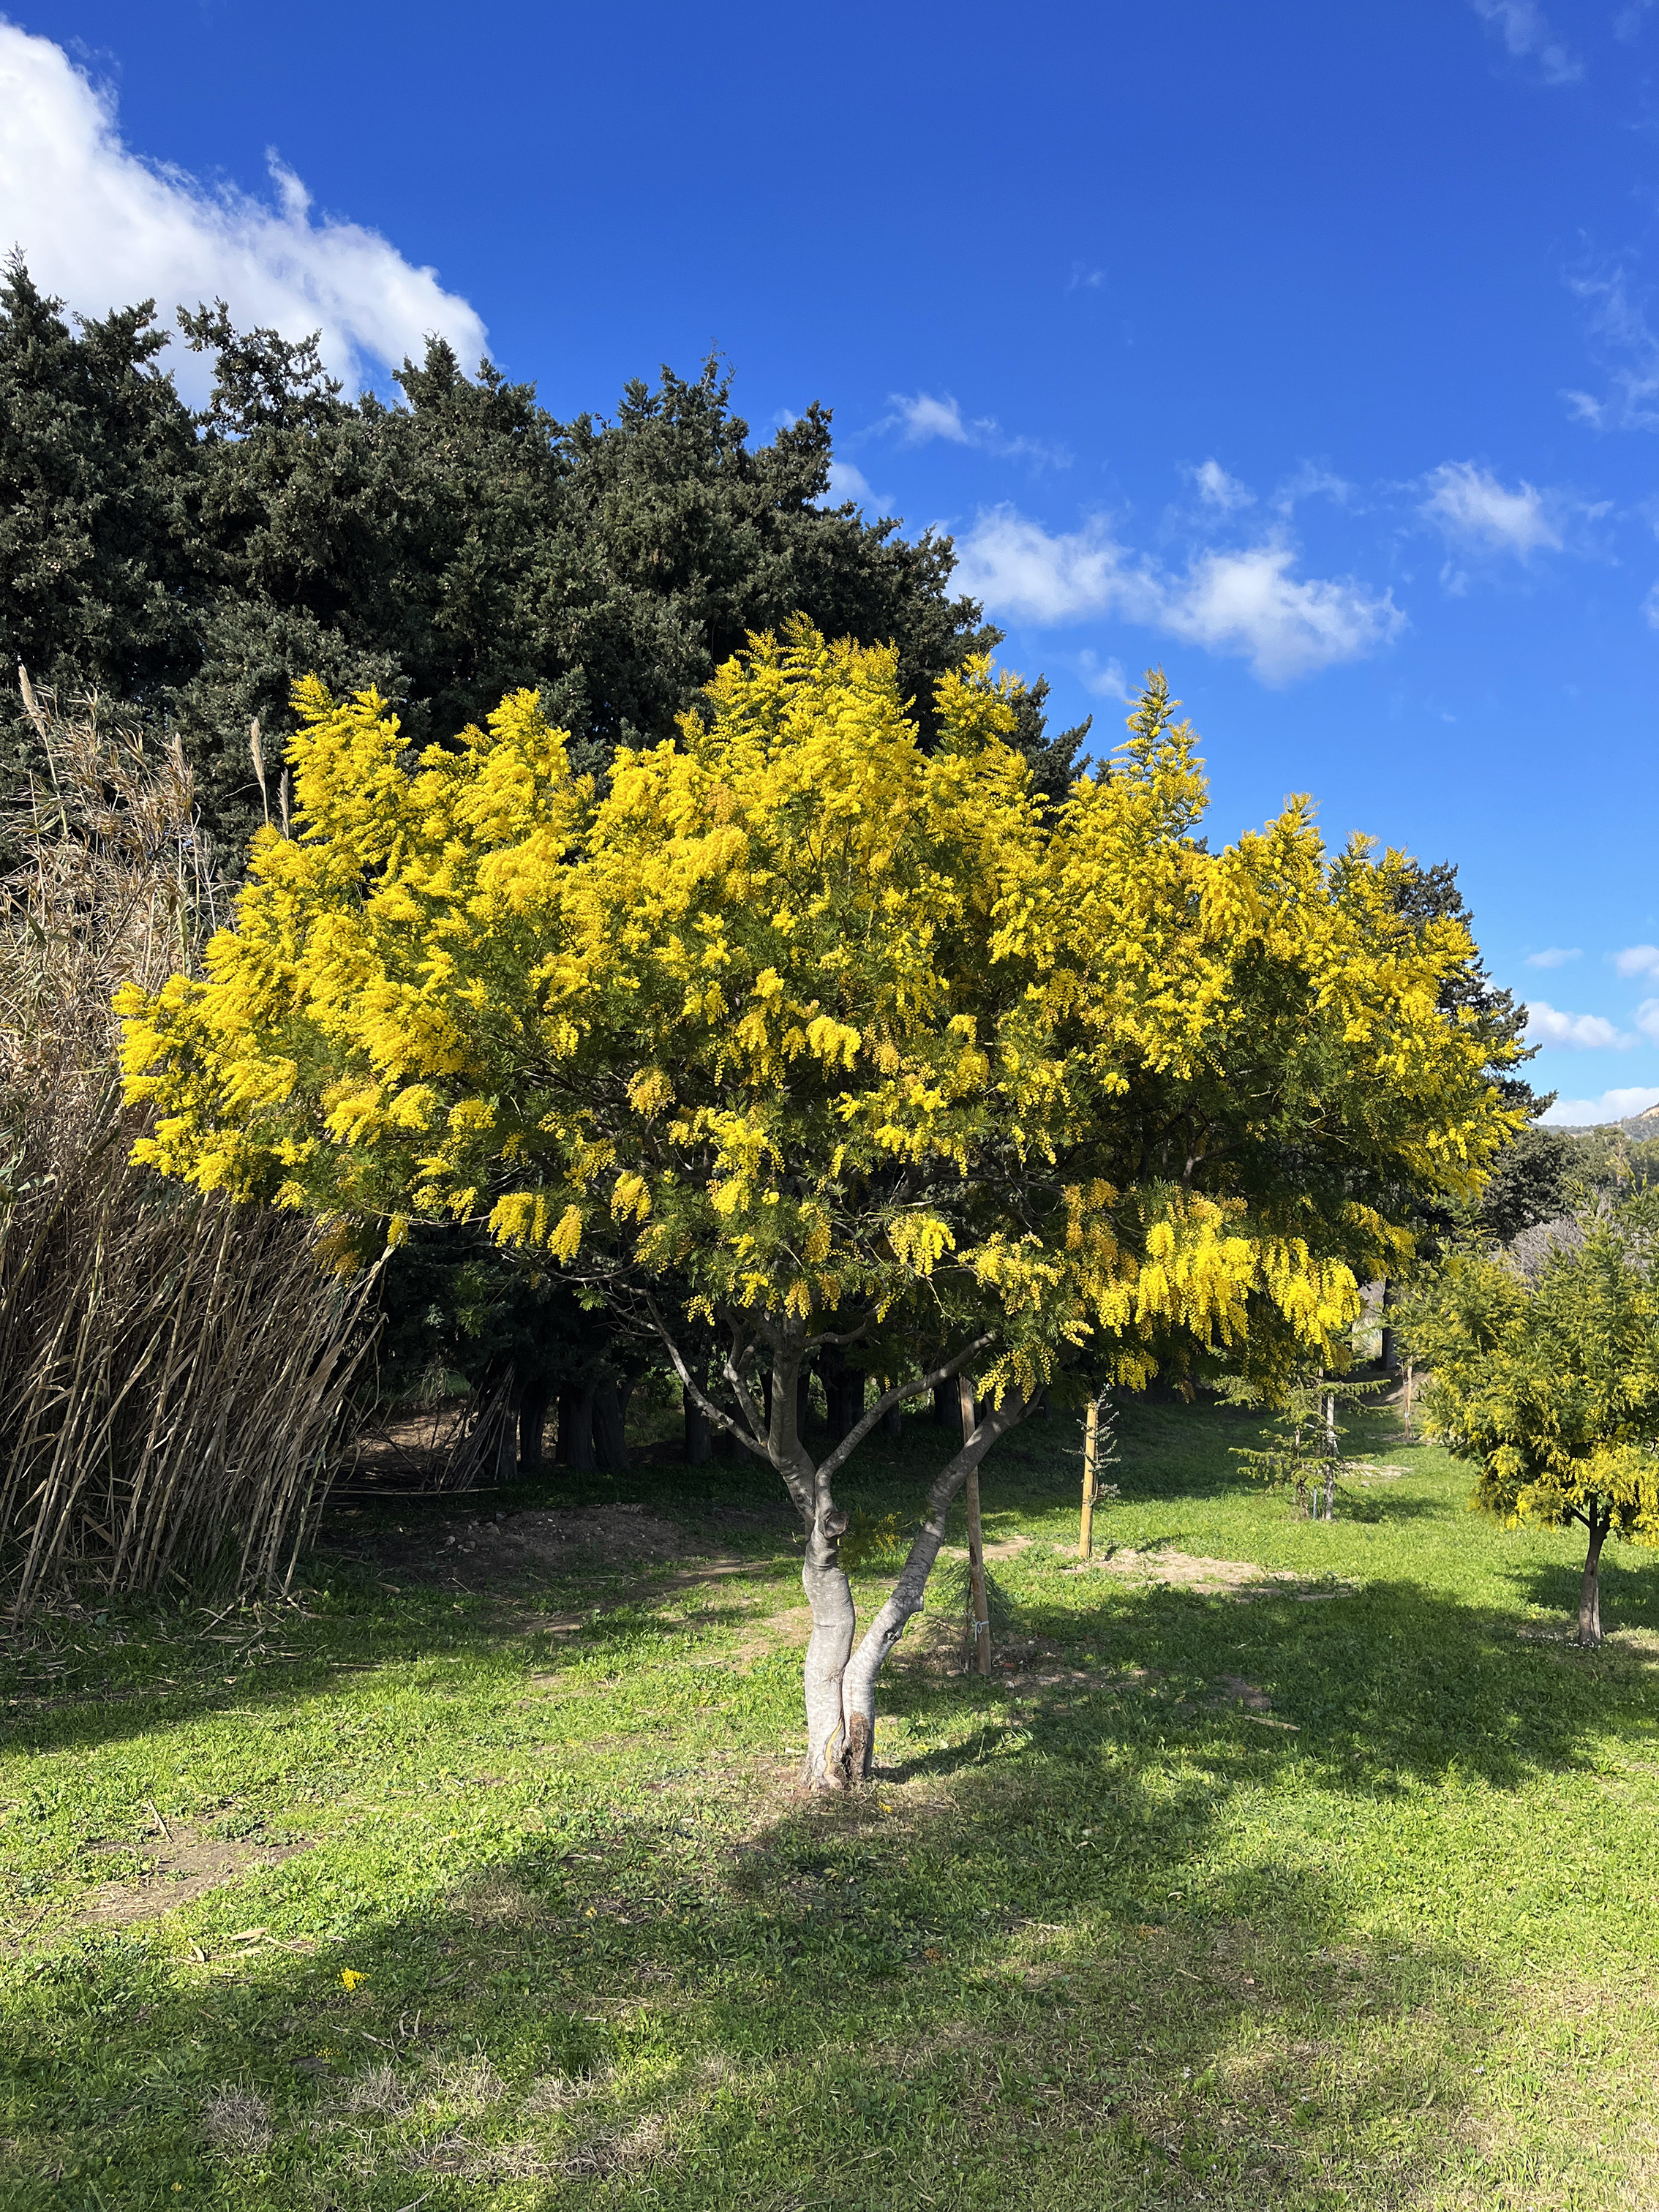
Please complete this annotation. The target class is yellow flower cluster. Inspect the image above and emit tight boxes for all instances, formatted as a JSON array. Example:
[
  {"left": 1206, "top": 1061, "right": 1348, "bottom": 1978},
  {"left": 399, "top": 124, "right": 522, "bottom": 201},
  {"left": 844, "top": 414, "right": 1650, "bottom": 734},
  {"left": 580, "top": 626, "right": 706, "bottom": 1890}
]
[{"left": 118, "top": 622, "right": 1514, "bottom": 1391}]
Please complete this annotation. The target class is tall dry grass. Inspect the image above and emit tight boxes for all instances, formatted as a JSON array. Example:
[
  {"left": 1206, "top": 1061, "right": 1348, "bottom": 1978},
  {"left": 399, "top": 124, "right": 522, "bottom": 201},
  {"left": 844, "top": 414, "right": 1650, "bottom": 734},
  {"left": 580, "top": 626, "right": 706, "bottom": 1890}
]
[{"left": 0, "top": 682, "right": 377, "bottom": 1612}]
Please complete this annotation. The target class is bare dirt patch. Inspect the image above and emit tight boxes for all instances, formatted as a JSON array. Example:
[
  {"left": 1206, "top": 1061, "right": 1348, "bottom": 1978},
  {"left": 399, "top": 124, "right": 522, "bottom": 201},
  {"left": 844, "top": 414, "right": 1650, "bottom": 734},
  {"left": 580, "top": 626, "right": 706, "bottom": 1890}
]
[
  {"left": 66, "top": 1825, "right": 310, "bottom": 1933},
  {"left": 1069, "top": 1546, "right": 1335, "bottom": 1599},
  {"left": 354, "top": 1504, "right": 691, "bottom": 1592}
]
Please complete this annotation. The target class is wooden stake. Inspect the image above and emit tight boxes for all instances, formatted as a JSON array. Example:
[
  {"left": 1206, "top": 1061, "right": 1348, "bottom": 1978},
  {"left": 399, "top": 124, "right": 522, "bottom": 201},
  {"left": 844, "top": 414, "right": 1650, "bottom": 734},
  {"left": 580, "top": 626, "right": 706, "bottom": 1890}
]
[
  {"left": 1404, "top": 1358, "right": 1415, "bottom": 1436},
  {"left": 1079, "top": 1396, "right": 1099, "bottom": 1558},
  {"left": 960, "top": 1374, "right": 990, "bottom": 1677}
]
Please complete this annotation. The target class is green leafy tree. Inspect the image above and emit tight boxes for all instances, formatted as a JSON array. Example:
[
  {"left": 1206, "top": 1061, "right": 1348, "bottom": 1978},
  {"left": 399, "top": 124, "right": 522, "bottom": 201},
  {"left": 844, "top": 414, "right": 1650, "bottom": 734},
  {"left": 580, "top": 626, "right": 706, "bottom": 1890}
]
[{"left": 1404, "top": 1194, "right": 1659, "bottom": 1644}]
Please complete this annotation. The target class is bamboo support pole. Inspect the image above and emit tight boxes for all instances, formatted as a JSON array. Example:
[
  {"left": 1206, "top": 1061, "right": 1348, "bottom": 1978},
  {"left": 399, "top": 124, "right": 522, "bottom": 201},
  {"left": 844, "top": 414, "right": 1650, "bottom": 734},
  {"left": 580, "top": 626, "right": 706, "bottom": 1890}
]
[
  {"left": 960, "top": 1374, "right": 990, "bottom": 1677},
  {"left": 1079, "top": 1396, "right": 1099, "bottom": 1558}
]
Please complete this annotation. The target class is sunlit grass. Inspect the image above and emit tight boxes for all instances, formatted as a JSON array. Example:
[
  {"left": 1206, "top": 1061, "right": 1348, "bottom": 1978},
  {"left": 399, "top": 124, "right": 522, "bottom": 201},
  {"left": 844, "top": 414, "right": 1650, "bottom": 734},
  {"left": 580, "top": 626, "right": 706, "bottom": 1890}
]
[{"left": 4, "top": 1399, "right": 1658, "bottom": 2207}]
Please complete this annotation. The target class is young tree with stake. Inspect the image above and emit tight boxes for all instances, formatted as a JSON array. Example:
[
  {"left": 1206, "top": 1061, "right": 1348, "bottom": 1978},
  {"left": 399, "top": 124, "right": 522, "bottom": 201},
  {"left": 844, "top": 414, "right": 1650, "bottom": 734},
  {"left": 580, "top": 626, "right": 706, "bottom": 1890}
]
[{"left": 119, "top": 628, "right": 1513, "bottom": 1780}]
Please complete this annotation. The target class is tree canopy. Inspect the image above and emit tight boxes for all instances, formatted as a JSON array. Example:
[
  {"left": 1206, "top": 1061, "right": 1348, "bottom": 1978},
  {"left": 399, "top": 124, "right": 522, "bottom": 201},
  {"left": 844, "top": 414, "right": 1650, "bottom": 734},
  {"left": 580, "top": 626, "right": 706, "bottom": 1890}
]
[
  {"left": 0, "top": 260, "right": 1087, "bottom": 850},
  {"left": 120, "top": 638, "right": 1516, "bottom": 1778},
  {"left": 1405, "top": 1193, "right": 1659, "bottom": 1644}
]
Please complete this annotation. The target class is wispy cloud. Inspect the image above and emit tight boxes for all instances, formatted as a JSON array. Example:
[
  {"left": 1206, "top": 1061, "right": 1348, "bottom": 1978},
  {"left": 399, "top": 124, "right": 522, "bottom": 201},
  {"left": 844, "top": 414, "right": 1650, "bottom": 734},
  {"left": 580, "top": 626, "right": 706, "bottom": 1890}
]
[
  {"left": 1068, "top": 263, "right": 1106, "bottom": 292},
  {"left": 0, "top": 23, "right": 486, "bottom": 399},
  {"left": 954, "top": 508, "right": 1404, "bottom": 684},
  {"left": 1542, "top": 1084, "right": 1659, "bottom": 1125},
  {"left": 1640, "top": 998, "right": 1659, "bottom": 1043},
  {"left": 1273, "top": 462, "right": 1355, "bottom": 516},
  {"left": 879, "top": 391, "right": 1069, "bottom": 467},
  {"left": 1190, "top": 459, "right": 1254, "bottom": 512},
  {"left": 1524, "top": 1000, "right": 1638, "bottom": 1047},
  {"left": 890, "top": 392, "right": 974, "bottom": 445},
  {"left": 1526, "top": 947, "right": 1582, "bottom": 967},
  {"left": 1615, "top": 944, "right": 1659, "bottom": 977},
  {"left": 1615, "top": 0, "right": 1656, "bottom": 40},
  {"left": 820, "top": 459, "right": 891, "bottom": 512},
  {"left": 1077, "top": 650, "right": 1131, "bottom": 701},
  {"left": 1421, "top": 461, "right": 1562, "bottom": 556},
  {"left": 1468, "top": 0, "right": 1583, "bottom": 83},
  {"left": 1562, "top": 265, "right": 1659, "bottom": 432}
]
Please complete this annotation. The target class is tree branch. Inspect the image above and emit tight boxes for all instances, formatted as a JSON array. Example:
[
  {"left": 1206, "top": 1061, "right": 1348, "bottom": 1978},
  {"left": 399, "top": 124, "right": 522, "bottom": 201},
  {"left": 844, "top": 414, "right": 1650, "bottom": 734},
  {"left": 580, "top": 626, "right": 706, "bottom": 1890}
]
[
  {"left": 644, "top": 1296, "right": 772, "bottom": 1462},
  {"left": 812, "top": 1333, "right": 996, "bottom": 1490}
]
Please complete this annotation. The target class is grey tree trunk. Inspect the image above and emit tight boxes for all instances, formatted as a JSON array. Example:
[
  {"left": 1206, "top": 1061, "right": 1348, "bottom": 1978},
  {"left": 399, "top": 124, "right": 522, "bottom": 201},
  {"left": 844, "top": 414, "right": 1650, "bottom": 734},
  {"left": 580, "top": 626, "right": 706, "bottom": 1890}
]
[
  {"left": 1579, "top": 1506, "right": 1609, "bottom": 1647},
  {"left": 654, "top": 1313, "right": 1012, "bottom": 1791}
]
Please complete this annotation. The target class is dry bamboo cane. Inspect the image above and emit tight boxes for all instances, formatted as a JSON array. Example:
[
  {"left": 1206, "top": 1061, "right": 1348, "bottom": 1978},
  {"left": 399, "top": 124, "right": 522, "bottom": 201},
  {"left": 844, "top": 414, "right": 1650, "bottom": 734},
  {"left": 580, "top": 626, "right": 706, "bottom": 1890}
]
[
  {"left": 1079, "top": 1396, "right": 1099, "bottom": 1557},
  {"left": 960, "top": 1374, "right": 991, "bottom": 1677}
]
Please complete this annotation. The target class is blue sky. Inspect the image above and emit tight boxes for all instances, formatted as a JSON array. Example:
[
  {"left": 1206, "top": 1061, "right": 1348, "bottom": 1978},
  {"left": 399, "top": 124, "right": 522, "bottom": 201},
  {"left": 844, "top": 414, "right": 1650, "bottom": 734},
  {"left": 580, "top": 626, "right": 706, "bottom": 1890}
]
[{"left": 1, "top": 1, "right": 1657, "bottom": 1123}]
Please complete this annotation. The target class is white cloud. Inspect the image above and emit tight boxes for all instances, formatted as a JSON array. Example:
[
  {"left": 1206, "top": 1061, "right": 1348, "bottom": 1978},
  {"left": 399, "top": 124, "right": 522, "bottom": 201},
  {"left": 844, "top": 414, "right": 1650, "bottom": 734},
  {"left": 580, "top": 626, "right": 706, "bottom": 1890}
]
[
  {"left": 1639, "top": 998, "right": 1659, "bottom": 1043},
  {"left": 1068, "top": 263, "right": 1106, "bottom": 291},
  {"left": 1615, "top": 0, "right": 1655, "bottom": 40},
  {"left": 1526, "top": 947, "right": 1581, "bottom": 967},
  {"left": 1191, "top": 459, "right": 1254, "bottom": 511},
  {"left": 1615, "top": 944, "right": 1659, "bottom": 977},
  {"left": 1563, "top": 266, "right": 1659, "bottom": 433},
  {"left": 1273, "top": 462, "right": 1355, "bottom": 515},
  {"left": 892, "top": 391, "right": 973, "bottom": 445},
  {"left": 1542, "top": 1084, "right": 1659, "bottom": 1125},
  {"left": 0, "top": 24, "right": 486, "bottom": 399},
  {"left": 1468, "top": 0, "right": 1583, "bottom": 83},
  {"left": 1421, "top": 461, "right": 1562, "bottom": 555},
  {"left": 1077, "top": 650, "right": 1131, "bottom": 701},
  {"left": 955, "top": 512, "right": 1124, "bottom": 625},
  {"left": 1167, "top": 546, "right": 1404, "bottom": 681},
  {"left": 953, "top": 508, "right": 1404, "bottom": 684},
  {"left": 821, "top": 459, "right": 890, "bottom": 511},
  {"left": 1523, "top": 1000, "right": 1637, "bottom": 1048},
  {"left": 879, "top": 391, "right": 1069, "bottom": 467}
]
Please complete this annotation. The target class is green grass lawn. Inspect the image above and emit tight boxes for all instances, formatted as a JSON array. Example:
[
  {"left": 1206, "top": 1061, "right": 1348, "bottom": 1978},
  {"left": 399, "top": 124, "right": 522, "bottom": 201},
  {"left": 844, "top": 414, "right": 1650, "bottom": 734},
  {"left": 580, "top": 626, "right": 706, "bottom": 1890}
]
[{"left": 5, "top": 1399, "right": 1659, "bottom": 2211}]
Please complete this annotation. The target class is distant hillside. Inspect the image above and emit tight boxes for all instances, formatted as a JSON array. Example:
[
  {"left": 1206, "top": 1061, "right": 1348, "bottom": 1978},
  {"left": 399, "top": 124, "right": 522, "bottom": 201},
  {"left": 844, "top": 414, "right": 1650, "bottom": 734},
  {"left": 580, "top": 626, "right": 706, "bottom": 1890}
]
[{"left": 1555, "top": 1104, "right": 1659, "bottom": 1135}]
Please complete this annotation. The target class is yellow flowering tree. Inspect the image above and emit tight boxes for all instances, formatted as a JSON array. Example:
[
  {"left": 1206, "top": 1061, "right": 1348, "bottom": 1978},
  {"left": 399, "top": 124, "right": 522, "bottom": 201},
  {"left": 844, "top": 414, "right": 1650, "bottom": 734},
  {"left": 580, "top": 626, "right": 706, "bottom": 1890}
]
[
  {"left": 1404, "top": 1196, "right": 1659, "bottom": 1645},
  {"left": 120, "top": 625, "right": 1513, "bottom": 1783}
]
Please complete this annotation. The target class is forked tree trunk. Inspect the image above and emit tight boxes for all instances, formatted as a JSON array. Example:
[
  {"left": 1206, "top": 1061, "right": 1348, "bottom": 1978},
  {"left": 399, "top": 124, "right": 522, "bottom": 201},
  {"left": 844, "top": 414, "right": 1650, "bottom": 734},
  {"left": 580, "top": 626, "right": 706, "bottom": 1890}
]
[
  {"left": 661, "top": 1318, "right": 1017, "bottom": 1790},
  {"left": 1579, "top": 1504, "right": 1610, "bottom": 1647}
]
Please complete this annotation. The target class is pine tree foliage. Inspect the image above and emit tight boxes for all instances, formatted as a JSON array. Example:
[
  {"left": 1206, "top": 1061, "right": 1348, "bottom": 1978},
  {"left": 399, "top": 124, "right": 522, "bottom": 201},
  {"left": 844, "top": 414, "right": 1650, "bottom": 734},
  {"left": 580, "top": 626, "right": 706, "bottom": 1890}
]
[{"left": 0, "top": 263, "right": 1088, "bottom": 853}]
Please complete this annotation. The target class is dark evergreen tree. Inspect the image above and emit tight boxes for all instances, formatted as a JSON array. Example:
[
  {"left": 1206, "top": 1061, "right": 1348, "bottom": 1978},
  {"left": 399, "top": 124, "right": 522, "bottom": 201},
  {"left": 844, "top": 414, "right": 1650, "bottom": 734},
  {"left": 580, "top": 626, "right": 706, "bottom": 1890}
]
[{"left": 0, "top": 268, "right": 1091, "bottom": 1459}]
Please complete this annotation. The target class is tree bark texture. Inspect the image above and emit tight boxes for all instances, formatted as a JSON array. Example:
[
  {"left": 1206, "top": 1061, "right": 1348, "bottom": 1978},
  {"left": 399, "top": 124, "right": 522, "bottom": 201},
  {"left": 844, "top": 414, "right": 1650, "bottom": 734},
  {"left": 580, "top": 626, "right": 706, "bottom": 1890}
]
[
  {"left": 557, "top": 1383, "right": 595, "bottom": 1472},
  {"left": 1579, "top": 1505, "right": 1609, "bottom": 1647},
  {"left": 592, "top": 1377, "right": 629, "bottom": 1470},
  {"left": 648, "top": 1312, "right": 1010, "bottom": 1793}
]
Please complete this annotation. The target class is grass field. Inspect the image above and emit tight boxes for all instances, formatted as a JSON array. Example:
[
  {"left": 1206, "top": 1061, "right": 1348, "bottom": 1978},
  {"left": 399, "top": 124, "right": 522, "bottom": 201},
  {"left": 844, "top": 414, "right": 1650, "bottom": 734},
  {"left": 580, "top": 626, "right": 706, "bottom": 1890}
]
[{"left": 4, "top": 1398, "right": 1659, "bottom": 2211}]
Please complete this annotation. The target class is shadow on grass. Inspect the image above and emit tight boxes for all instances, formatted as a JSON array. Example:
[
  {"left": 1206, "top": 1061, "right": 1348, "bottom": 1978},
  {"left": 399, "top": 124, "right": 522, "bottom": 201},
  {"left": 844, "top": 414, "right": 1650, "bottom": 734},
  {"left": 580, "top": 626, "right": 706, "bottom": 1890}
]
[
  {"left": 3, "top": 1711, "right": 1519, "bottom": 2212},
  {"left": 8, "top": 1403, "right": 1657, "bottom": 2204}
]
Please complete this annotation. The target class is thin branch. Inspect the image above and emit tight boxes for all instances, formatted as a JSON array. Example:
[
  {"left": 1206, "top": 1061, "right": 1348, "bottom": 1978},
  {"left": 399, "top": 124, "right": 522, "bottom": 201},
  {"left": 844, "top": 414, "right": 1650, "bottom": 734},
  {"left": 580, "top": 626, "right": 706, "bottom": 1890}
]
[
  {"left": 644, "top": 1296, "right": 772, "bottom": 1462},
  {"left": 721, "top": 1325, "right": 769, "bottom": 1448},
  {"left": 812, "top": 1333, "right": 996, "bottom": 1490}
]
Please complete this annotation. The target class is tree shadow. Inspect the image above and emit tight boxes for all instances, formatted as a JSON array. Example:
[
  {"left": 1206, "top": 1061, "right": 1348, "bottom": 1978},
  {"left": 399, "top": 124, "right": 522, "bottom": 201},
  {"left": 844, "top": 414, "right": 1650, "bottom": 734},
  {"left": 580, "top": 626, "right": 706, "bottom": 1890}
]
[{"left": 1, "top": 1665, "right": 1569, "bottom": 2211}]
